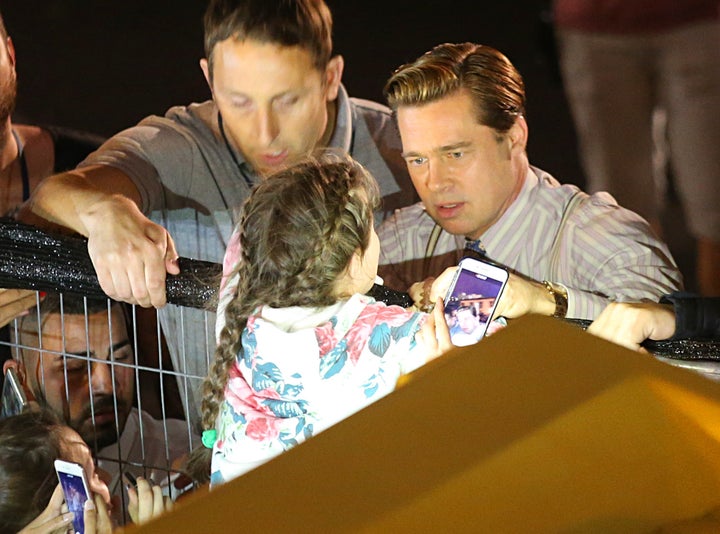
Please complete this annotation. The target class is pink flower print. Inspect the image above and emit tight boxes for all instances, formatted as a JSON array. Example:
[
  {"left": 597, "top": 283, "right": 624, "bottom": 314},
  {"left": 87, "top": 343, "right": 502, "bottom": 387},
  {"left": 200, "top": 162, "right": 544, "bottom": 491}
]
[
  {"left": 220, "top": 230, "right": 242, "bottom": 292},
  {"left": 225, "top": 362, "right": 276, "bottom": 416},
  {"left": 315, "top": 321, "right": 337, "bottom": 358},
  {"left": 344, "top": 304, "right": 414, "bottom": 364},
  {"left": 245, "top": 416, "right": 280, "bottom": 442}
]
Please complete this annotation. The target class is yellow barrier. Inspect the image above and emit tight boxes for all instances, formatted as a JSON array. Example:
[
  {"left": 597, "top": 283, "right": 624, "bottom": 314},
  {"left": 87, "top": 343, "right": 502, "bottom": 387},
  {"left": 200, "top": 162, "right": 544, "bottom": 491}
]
[{"left": 130, "top": 315, "right": 720, "bottom": 533}]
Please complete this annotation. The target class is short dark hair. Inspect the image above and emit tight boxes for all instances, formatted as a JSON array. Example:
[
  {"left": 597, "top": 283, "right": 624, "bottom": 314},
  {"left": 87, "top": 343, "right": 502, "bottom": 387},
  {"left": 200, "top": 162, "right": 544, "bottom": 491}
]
[
  {"left": 18, "top": 293, "right": 115, "bottom": 335},
  {"left": 203, "top": 0, "right": 333, "bottom": 78},
  {"left": 0, "top": 410, "right": 64, "bottom": 533},
  {"left": 384, "top": 42, "right": 525, "bottom": 134}
]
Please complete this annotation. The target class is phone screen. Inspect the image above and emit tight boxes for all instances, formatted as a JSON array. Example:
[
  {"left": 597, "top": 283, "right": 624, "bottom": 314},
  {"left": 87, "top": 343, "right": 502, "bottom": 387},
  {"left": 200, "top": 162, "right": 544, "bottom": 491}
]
[
  {"left": 0, "top": 368, "right": 27, "bottom": 420},
  {"left": 57, "top": 467, "right": 90, "bottom": 534},
  {"left": 444, "top": 259, "right": 508, "bottom": 347}
]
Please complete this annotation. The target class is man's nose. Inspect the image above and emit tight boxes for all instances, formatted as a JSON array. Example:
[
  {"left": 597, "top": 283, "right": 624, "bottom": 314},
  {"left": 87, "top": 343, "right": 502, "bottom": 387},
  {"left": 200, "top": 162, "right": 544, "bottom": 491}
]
[
  {"left": 256, "top": 107, "right": 279, "bottom": 146},
  {"left": 426, "top": 160, "right": 450, "bottom": 193},
  {"left": 90, "top": 361, "right": 114, "bottom": 395}
]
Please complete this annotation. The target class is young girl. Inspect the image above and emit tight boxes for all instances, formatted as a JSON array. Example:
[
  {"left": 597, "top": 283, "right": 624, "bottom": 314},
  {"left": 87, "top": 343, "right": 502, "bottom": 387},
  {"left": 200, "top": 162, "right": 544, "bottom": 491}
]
[{"left": 201, "top": 154, "right": 450, "bottom": 485}]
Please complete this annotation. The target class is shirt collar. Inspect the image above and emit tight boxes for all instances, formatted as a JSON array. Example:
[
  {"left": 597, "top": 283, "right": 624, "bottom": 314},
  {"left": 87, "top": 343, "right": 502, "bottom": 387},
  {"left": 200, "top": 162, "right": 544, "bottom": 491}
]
[{"left": 326, "top": 84, "right": 353, "bottom": 151}]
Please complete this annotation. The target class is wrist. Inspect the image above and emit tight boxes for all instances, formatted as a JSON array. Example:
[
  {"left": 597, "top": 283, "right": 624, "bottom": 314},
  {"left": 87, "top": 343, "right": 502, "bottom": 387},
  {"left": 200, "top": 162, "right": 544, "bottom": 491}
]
[{"left": 542, "top": 280, "right": 568, "bottom": 318}]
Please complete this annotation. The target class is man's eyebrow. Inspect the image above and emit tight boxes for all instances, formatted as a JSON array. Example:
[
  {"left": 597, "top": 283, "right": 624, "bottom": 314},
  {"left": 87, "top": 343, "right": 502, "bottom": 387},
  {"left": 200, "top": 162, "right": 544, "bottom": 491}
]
[
  {"left": 63, "top": 339, "right": 132, "bottom": 359},
  {"left": 401, "top": 141, "right": 473, "bottom": 158},
  {"left": 438, "top": 141, "right": 472, "bottom": 152}
]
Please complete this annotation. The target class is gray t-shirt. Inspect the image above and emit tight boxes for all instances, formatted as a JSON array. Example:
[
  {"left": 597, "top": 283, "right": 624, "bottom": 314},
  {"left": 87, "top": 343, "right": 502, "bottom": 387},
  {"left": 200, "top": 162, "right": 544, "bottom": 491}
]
[{"left": 80, "top": 85, "right": 414, "bottom": 430}]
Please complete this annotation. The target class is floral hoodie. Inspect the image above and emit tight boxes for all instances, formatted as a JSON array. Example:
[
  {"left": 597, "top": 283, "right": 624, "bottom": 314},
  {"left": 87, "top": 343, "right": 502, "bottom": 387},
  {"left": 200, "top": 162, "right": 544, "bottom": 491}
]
[{"left": 210, "top": 293, "right": 428, "bottom": 486}]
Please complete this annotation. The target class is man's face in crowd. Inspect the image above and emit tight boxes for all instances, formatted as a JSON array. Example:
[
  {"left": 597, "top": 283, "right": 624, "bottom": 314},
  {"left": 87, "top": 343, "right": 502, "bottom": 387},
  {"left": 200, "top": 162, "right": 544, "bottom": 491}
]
[
  {"left": 0, "top": 36, "right": 17, "bottom": 126},
  {"left": 203, "top": 38, "right": 343, "bottom": 176},
  {"left": 457, "top": 308, "right": 479, "bottom": 334},
  {"left": 11, "top": 306, "right": 134, "bottom": 450},
  {"left": 397, "top": 89, "right": 524, "bottom": 240}
]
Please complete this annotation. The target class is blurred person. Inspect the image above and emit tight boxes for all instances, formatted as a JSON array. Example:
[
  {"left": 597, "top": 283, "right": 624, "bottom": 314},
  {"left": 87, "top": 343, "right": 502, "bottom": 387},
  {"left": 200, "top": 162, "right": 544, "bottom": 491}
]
[
  {"left": 553, "top": 0, "right": 720, "bottom": 296},
  {"left": 0, "top": 10, "right": 104, "bottom": 329},
  {"left": 0, "top": 409, "right": 169, "bottom": 534},
  {"left": 23, "top": 0, "right": 416, "bottom": 430},
  {"left": 378, "top": 42, "right": 682, "bottom": 321},
  {"left": 451, "top": 305, "right": 484, "bottom": 346},
  {"left": 3, "top": 293, "right": 195, "bottom": 507}
]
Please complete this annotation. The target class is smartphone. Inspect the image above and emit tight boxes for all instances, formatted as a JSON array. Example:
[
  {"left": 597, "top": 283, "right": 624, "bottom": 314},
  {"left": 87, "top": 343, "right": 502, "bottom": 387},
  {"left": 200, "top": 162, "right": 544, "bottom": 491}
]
[
  {"left": 444, "top": 257, "right": 509, "bottom": 347},
  {"left": 0, "top": 367, "right": 28, "bottom": 420},
  {"left": 55, "top": 460, "right": 92, "bottom": 534}
]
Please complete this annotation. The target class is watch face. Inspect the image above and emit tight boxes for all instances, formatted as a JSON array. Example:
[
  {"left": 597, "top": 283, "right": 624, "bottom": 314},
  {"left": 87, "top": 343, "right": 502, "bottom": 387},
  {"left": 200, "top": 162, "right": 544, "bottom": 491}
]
[{"left": 545, "top": 281, "right": 568, "bottom": 318}]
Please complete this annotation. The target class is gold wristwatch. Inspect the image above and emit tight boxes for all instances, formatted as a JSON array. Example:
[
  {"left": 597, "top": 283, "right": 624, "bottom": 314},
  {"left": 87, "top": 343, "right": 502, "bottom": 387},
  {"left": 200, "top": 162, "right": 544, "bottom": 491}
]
[{"left": 542, "top": 280, "right": 568, "bottom": 318}]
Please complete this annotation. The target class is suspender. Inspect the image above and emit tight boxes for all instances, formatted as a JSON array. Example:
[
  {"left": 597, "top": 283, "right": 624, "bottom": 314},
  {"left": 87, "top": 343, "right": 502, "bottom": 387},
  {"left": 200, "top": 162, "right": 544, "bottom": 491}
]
[
  {"left": 423, "top": 223, "right": 443, "bottom": 275},
  {"left": 548, "top": 191, "right": 584, "bottom": 278}
]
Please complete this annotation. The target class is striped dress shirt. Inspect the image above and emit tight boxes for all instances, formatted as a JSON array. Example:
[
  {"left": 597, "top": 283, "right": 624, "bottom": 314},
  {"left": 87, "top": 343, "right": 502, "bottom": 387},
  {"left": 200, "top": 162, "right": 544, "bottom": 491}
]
[{"left": 377, "top": 166, "right": 683, "bottom": 320}]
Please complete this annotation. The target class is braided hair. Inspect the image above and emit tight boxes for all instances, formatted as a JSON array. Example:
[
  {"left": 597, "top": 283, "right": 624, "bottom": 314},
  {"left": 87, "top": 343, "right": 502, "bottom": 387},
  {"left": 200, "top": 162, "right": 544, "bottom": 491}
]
[{"left": 201, "top": 153, "right": 379, "bottom": 433}]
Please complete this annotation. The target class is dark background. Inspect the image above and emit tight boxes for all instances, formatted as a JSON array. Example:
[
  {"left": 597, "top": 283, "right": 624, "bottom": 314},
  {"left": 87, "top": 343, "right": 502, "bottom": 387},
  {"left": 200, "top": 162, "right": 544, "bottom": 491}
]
[
  {"left": 0, "top": 0, "right": 696, "bottom": 288},
  {"left": 1, "top": 0, "right": 585, "bottom": 187}
]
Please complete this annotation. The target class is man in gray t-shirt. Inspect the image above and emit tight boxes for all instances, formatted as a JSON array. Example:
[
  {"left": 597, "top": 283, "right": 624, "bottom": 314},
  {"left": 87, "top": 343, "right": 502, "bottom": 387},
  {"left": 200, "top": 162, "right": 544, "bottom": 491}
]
[{"left": 23, "top": 0, "right": 415, "bottom": 430}]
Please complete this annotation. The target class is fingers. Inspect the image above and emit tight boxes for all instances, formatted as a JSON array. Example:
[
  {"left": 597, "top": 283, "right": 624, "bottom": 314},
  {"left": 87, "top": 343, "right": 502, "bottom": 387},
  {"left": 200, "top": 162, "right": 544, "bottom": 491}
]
[
  {"left": 429, "top": 267, "right": 457, "bottom": 302},
  {"left": 83, "top": 498, "right": 97, "bottom": 534},
  {"left": 87, "top": 217, "right": 174, "bottom": 309},
  {"left": 83, "top": 494, "right": 112, "bottom": 534},
  {"left": 432, "top": 298, "right": 453, "bottom": 354},
  {"left": 587, "top": 302, "right": 646, "bottom": 351},
  {"left": 164, "top": 233, "right": 180, "bottom": 276},
  {"left": 152, "top": 484, "right": 164, "bottom": 518},
  {"left": 94, "top": 494, "right": 113, "bottom": 533},
  {"left": 0, "top": 288, "right": 40, "bottom": 327},
  {"left": 417, "top": 298, "right": 453, "bottom": 360},
  {"left": 129, "top": 476, "right": 168, "bottom": 525}
]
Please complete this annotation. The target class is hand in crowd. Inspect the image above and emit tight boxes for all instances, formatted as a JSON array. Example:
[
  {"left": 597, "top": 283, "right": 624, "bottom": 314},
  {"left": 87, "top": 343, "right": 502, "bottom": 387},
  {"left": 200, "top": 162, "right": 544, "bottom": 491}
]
[
  {"left": 127, "top": 476, "right": 173, "bottom": 525},
  {"left": 587, "top": 301, "right": 676, "bottom": 352},
  {"left": 410, "top": 268, "right": 553, "bottom": 321},
  {"left": 0, "top": 288, "right": 39, "bottom": 328},
  {"left": 491, "top": 272, "right": 555, "bottom": 319},
  {"left": 19, "top": 484, "right": 112, "bottom": 534},
  {"left": 82, "top": 195, "right": 179, "bottom": 308},
  {"left": 416, "top": 297, "right": 453, "bottom": 359},
  {"left": 409, "top": 267, "right": 458, "bottom": 311}
]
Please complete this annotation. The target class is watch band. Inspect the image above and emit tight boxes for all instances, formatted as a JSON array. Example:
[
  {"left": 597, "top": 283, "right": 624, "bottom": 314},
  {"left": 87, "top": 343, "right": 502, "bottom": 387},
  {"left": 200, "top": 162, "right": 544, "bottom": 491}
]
[{"left": 543, "top": 280, "right": 568, "bottom": 319}]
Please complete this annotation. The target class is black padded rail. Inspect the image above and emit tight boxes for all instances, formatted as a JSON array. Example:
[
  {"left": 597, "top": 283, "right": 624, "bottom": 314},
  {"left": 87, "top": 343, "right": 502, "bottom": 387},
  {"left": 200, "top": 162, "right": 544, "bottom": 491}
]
[
  {"left": 0, "top": 218, "right": 717, "bottom": 360},
  {"left": 565, "top": 319, "right": 720, "bottom": 361},
  {"left": 0, "top": 218, "right": 220, "bottom": 309}
]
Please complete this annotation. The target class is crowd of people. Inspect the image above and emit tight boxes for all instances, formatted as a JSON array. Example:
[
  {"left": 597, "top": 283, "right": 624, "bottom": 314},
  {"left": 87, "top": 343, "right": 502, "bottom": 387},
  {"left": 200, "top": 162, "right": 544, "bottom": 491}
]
[{"left": 0, "top": 0, "right": 718, "bottom": 531}]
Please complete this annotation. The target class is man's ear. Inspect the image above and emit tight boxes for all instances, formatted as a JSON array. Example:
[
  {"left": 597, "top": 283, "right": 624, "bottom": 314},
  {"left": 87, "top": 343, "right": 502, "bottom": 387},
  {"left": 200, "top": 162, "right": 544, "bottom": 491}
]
[
  {"left": 6, "top": 37, "right": 16, "bottom": 68},
  {"left": 3, "top": 358, "right": 19, "bottom": 378},
  {"left": 324, "top": 55, "right": 344, "bottom": 102},
  {"left": 200, "top": 58, "right": 213, "bottom": 94},
  {"left": 508, "top": 115, "right": 528, "bottom": 153}
]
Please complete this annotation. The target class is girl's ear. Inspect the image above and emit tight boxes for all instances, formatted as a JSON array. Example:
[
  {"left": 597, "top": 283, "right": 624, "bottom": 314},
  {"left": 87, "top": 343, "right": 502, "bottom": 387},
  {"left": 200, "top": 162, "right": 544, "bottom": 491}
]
[{"left": 334, "top": 248, "right": 363, "bottom": 298}]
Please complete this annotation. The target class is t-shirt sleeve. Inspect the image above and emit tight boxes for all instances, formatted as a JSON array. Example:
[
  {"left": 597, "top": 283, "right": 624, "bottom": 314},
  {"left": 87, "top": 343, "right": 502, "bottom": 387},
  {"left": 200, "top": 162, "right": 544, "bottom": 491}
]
[{"left": 78, "top": 116, "right": 198, "bottom": 214}]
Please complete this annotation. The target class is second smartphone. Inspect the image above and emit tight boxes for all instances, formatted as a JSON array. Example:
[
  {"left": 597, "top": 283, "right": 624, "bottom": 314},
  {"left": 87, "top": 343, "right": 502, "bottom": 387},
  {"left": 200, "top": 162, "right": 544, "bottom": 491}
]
[{"left": 443, "top": 257, "right": 509, "bottom": 347}]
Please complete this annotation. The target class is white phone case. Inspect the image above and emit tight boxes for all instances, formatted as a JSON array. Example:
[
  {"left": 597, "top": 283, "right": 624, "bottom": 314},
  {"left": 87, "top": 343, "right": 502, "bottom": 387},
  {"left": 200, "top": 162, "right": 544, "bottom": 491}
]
[
  {"left": 55, "top": 460, "right": 91, "bottom": 534},
  {"left": 444, "top": 257, "right": 509, "bottom": 346}
]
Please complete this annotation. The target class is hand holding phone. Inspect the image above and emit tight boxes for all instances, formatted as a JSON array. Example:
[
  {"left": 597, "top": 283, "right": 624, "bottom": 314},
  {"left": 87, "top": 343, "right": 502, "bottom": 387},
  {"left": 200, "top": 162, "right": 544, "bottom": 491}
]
[
  {"left": 1, "top": 367, "right": 28, "bottom": 420},
  {"left": 444, "top": 257, "right": 508, "bottom": 347},
  {"left": 54, "top": 460, "right": 92, "bottom": 534}
]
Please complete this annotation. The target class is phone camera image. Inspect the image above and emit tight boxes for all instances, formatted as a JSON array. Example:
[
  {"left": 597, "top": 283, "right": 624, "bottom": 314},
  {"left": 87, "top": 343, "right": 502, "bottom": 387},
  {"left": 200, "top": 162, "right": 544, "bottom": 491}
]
[
  {"left": 55, "top": 460, "right": 91, "bottom": 534},
  {"left": 445, "top": 259, "right": 508, "bottom": 347}
]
